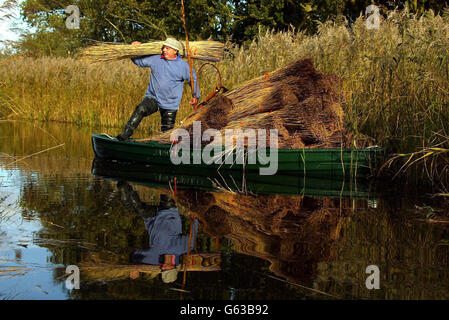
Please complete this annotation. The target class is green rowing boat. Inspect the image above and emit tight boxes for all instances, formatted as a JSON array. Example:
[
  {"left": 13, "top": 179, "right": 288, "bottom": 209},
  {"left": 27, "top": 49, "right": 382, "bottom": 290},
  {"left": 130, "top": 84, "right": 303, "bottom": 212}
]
[{"left": 91, "top": 133, "right": 381, "bottom": 177}]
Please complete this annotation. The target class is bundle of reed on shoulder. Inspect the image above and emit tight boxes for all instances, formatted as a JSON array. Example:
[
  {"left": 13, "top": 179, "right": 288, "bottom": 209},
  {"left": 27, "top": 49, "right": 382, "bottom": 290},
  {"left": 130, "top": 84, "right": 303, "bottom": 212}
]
[{"left": 78, "top": 40, "right": 224, "bottom": 63}]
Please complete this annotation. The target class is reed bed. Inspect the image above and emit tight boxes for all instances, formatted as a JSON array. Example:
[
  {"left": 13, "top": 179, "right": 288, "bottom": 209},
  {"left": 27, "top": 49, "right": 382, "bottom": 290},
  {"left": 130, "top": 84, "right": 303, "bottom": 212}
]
[{"left": 0, "top": 8, "right": 448, "bottom": 185}]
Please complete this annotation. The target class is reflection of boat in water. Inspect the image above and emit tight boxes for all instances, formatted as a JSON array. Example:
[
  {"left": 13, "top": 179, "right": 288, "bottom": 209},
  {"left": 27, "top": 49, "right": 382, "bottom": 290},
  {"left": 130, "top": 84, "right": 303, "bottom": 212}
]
[
  {"left": 91, "top": 159, "right": 376, "bottom": 198},
  {"left": 91, "top": 158, "right": 377, "bottom": 297}
]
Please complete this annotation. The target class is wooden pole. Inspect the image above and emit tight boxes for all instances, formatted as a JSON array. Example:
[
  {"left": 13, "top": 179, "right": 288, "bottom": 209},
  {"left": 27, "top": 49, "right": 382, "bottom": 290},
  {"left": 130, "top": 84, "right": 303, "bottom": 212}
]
[{"left": 180, "top": 0, "right": 197, "bottom": 109}]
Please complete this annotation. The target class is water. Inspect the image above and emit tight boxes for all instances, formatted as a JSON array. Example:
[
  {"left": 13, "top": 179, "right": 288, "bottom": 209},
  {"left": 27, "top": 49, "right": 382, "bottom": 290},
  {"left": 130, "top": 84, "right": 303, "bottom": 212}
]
[{"left": 1, "top": 120, "right": 449, "bottom": 300}]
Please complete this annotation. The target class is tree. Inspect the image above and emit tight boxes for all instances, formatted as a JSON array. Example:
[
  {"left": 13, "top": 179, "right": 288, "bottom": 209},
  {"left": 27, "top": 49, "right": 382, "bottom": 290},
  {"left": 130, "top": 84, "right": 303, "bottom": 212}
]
[{"left": 230, "top": 0, "right": 308, "bottom": 43}]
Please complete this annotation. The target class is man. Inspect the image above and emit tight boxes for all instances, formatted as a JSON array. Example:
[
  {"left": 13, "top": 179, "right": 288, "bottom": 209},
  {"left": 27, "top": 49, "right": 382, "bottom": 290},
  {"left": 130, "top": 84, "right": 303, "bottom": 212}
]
[{"left": 116, "top": 37, "right": 200, "bottom": 141}]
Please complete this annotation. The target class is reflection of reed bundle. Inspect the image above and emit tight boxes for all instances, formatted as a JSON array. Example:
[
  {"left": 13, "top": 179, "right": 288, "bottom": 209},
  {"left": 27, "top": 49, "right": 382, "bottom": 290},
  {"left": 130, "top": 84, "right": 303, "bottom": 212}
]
[
  {"left": 176, "top": 190, "right": 347, "bottom": 238},
  {"left": 175, "top": 190, "right": 359, "bottom": 284},
  {"left": 80, "top": 263, "right": 161, "bottom": 281},
  {"left": 154, "top": 59, "right": 351, "bottom": 149},
  {"left": 78, "top": 41, "right": 224, "bottom": 63},
  {"left": 79, "top": 252, "right": 221, "bottom": 282}
]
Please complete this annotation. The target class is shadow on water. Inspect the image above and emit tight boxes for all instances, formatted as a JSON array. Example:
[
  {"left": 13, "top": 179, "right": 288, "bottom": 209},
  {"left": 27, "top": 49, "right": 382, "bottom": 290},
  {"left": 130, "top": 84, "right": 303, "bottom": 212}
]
[{"left": 1, "top": 121, "right": 449, "bottom": 300}]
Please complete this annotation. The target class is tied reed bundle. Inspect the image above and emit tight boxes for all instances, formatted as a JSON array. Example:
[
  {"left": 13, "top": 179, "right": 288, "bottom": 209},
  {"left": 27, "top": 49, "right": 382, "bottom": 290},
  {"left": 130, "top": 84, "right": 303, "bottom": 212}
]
[
  {"left": 78, "top": 40, "right": 224, "bottom": 63},
  {"left": 153, "top": 59, "right": 351, "bottom": 149},
  {"left": 79, "top": 253, "right": 221, "bottom": 281}
]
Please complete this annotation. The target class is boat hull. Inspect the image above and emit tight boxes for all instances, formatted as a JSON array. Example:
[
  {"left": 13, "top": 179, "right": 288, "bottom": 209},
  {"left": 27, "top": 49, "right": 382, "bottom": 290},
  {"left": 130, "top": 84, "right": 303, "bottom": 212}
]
[{"left": 92, "top": 134, "right": 381, "bottom": 177}]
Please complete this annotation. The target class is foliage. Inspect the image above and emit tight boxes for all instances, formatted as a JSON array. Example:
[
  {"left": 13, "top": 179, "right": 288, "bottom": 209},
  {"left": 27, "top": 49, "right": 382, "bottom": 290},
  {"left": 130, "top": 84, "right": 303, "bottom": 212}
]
[
  {"left": 0, "top": 0, "right": 20, "bottom": 55},
  {"left": 0, "top": 0, "right": 18, "bottom": 21}
]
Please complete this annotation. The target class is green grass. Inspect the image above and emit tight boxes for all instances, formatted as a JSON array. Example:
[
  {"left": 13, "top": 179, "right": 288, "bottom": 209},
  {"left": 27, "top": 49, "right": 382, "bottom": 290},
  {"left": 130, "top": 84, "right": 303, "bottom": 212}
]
[{"left": 0, "top": 8, "right": 448, "bottom": 187}]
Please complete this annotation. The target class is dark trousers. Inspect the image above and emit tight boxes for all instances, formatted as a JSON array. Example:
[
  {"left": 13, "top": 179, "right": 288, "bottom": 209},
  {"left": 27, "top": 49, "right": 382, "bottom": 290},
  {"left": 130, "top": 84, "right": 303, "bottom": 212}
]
[{"left": 118, "top": 97, "right": 177, "bottom": 140}]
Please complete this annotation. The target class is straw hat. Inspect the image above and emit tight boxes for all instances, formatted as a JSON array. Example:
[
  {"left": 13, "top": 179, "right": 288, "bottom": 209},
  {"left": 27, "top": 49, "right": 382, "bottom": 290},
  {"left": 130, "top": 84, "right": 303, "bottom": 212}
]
[{"left": 163, "top": 38, "right": 183, "bottom": 52}]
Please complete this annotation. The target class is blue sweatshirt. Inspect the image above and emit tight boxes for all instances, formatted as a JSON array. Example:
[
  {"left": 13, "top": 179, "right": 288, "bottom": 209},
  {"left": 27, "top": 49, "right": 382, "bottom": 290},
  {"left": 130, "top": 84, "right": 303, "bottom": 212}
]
[
  {"left": 131, "top": 208, "right": 198, "bottom": 265},
  {"left": 131, "top": 54, "right": 200, "bottom": 110}
]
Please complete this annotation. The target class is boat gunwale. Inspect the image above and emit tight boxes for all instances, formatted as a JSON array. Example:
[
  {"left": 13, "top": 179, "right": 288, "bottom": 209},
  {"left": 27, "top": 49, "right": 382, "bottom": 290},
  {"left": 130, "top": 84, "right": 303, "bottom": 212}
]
[{"left": 92, "top": 133, "right": 382, "bottom": 154}]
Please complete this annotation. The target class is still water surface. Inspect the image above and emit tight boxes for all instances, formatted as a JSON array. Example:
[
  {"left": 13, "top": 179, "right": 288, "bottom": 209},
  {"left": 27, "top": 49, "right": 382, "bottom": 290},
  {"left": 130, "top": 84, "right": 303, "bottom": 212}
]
[{"left": 1, "top": 121, "right": 449, "bottom": 300}]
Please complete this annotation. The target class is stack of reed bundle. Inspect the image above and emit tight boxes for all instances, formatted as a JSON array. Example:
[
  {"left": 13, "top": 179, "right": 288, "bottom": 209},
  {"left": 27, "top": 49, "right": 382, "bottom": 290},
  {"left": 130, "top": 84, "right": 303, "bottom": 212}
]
[
  {"left": 153, "top": 58, "right": 352, "bottom": 149},
  {"left": 78, "top": 40, "right": 224, "bottom": 63}
]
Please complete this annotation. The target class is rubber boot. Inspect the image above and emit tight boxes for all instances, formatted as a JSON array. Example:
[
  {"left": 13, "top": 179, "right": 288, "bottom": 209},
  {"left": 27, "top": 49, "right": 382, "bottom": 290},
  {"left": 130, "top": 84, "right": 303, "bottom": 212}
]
[
  {"left": 116, "top": 105, "right": 146, "bottom": 141},
  {"left": 117, "top": 98, "right": 158, "bottom": 140},
  {"left": 160, "top": 109, "right": 177, "bottom": 132},
  {"left": 119, "top": 181, "right": 157, "bottom": 217}
]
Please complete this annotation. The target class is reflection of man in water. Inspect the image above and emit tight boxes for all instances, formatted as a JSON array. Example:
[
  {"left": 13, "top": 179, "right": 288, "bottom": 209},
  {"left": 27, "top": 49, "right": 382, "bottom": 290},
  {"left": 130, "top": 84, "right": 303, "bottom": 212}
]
[{"left": 118, "top": 182, "right": 197, "bottom": 283}]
